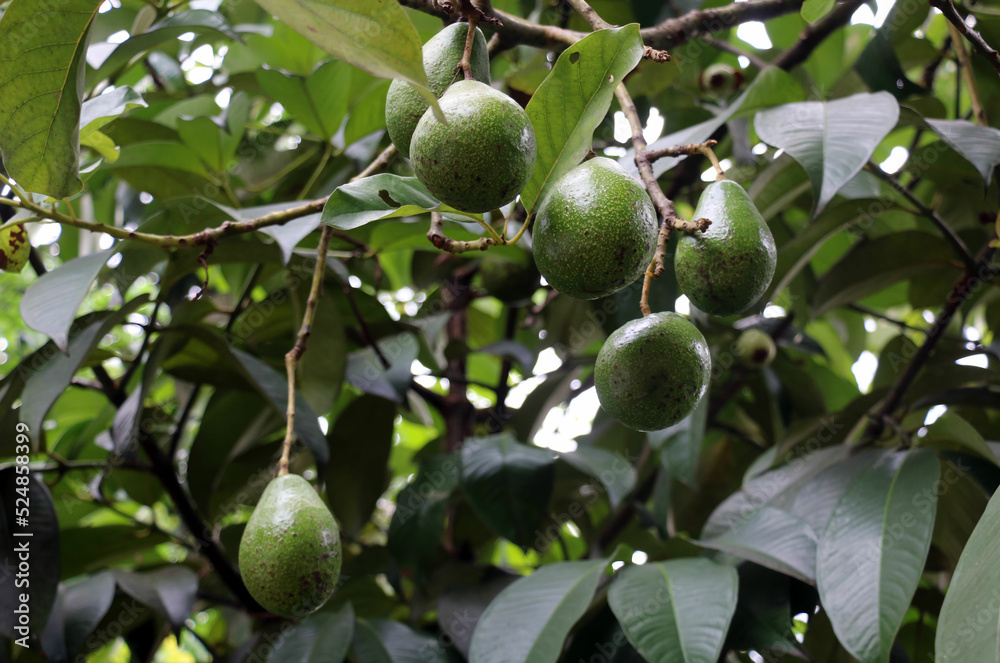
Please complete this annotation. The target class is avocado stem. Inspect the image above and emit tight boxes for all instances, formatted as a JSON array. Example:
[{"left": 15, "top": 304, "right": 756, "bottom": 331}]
[{"left": 458, "top": 15, "right": 480, "bottom": 81}]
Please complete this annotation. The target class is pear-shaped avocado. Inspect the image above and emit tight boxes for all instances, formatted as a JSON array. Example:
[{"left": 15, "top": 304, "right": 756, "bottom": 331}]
[
  {"left": 0, "top": 224, "right": 30, "bottom": 273},
  {"left": 735, "top": 328, "right": 776, "bottom": 368},
  {"left": 478, "top": 247, "right": 540, "bottom": 304},
  {"left": 595, "top": 312, "right": 711, "bottom": 431},
  {"left": 533, "top": 157, "right": 657, "bottom": 300},
  {"left": 386, "top": 23, "right": 490, "bottom": 158},
  {"left": 411, "top": 80, "right": 536, "bottom": 214},
  {"left": 674, "top": 179, "right": 776, "bottom": 317},
  {"left": 239, "top": 474, "right": 341, "bottom": 617}
]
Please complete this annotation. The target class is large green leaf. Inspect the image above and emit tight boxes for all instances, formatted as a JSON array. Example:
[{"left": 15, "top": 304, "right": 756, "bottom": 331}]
[
  {"left": 754, "top": 92, "right": 900, "bottom": 213},
  {"left": 460, "top": 433, "right": 555, "bottom": 548},
  {"left": 519, "top": 25, "right": 643, "bottom": 214},
  {"left": 648, "top": 396, "right": 708, "bottom": 487},
  {"left": 936, "top": 484, "right": 1000, "bottom": 662},
  {"left": 698, "top": 506, "right": 818, "bottom": 583},
  {"left": 816, "top": 448, "right": 940, "bottom": 663},
  {"left": 0, "top": 469, "right": 60, "bottom": 641},
  {"left": 559, "top": 447, "right": 636, "bottom": 509},
  {"left": 607, "top": 558, "right": 738, "bottom": 663},
  {"left": 39, "top": 571, "right": 115, "bottom": 662},
  {"left": 925, "top": 118, "right": 1000, "bottom": 184},
  {"left": 256, "top": 61, "right": 352, "bottom": 140},
  {"left": 113, "top": 567, "right": 198, "bottom": 630},
  {"left": 20, "top": 250, "right": 114, "bottom": 351},
  {"left": 252, "top": 0, "right": 440, "bottom": 117},
  {"left": 0, "top": 0, "right": 102, "bottom": 197},
  {"left": 388, "top": 454, "right": 460, "bottom": 573},
  {"left": 359, "top": 618, "right": 453, "bottom": 663},
  {"left": 325, "top": 395, "right": 396, "bottom": 537},
  {"left": 812, "top": 230, "right": 955, "bottom": 315},
  {"left": 321, "top": 174, "right": 446, "bottom": 231},
  {"left": 266, "top": 603, "right": 354, "bottom": 663},
  {"left": 469, "top": 560, "right": 606, "bottom": 663}
]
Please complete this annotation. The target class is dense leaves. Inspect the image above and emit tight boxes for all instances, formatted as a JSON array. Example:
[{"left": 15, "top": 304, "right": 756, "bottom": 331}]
[{"left": 0, "top": 0, "right": 998, "bottom": 661}]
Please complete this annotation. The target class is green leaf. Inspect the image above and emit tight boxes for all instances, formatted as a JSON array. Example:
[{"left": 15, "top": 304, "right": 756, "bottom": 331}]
[
  {"left": 935, "top": 481, "right": 1000, "bottom": 662},
  {"left": 113, "top": 567, "right": 198, "bottom": 630},
  {"left": 762, "top": 198, "right": 905, "bottom": 306},
  {"left": 231, "top": 349, "right": 330, "bottom": 475},
  {"left": 359, "top": 618, "right": 453, "bottom": 663},
  {"left": 256, "top": 61, "right": 352, "bottom": 140},
  {"left": 79, "top": 87, "right": 147, "bottom": 140},
  {"left": 105, "top": 142, "right": 210, "bottom": 176},
  {"left": 607, "top": 558, "right": 738, "bottom": 663},
  {"left": 0, "top": 0, "right": 102, "bottom": 197},
  {"left": 20, "top": 249, "right": 114, "bottom": 351},
  {"left": 266, "top": 603, "right": 354, "bottom": 663},
  {"left": 388, "top": 454, "right": 460, "bottom": 572},
  {"left": 623, "top": 67, "right": 804, "bottom": 178},
  {"left": 559, "top": 447, "right": 635, "bottom": 508},
  {"left": 925, "top": 118, "right": 1000, "bottom": 184},
  {"left": 648, "top": 395, "right": 708, "bottom": 487},
  {"left": 816, "top": 448, "right": 940, "bottom": 663},
  {"left": 812, "top": 230, "right": 954, "bottom": 315},
  {"left": 698, "top": 506, "right": 818, "bottom": 583},
  {"left": 177, "top": 117, "right": 229, "bottom": 172},
  {"left": 20, "top": 299, "right": 148, "bottom": 440},
  {"left": 519, "top": 25, "right": 643, "bottom": 214},
  {"left": 460, "top": 433, "right": 555, "bottom": 548},
  {"left": 469, "top": 560, "right": 606, "bottom": 663},
  {"left": 919, "top": 411, "right": 998, "bottom": 465},
  {"left": 801, "top": 0, "right": 835, "bottom": 22},
  {"left": 252, "top": 0, "right": 441, "bottom": 118},
  {"left": 59, "top": 526, "right": 169, "bottom": 578},
  {"left": 344, "top": 332, "right": 420, "bottom": 402},
  {"left": 39, "top": 571, "right": 116, "bottom": 662},
  {"left": 325, "top": 395, "right": 396, "bottom": 537},
  {"left": 321, "top": 174, "right": 444, "bottom": 231},
  {"left": 754, "top": 92, "right": 900, "bottom": 213},
  {"left": 0, "top": 469, "right": 60, "bottom": 641}
]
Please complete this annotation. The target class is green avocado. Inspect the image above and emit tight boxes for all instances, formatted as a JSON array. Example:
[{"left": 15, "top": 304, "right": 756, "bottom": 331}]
[
  {"left": 0, "top": 225, "right": 30, "bottom": 273},
  {"left": 239, "top": 474, "right": 342, "bottom": 617},
  {"left": 595, "top": 312, "right": 711, "bottom": 431},
  {"left": 674, "top": 179, "right": 776, "bottom": 317},
  {"left": 386, "top": 23, "right": 490, "bottom": 158},
  {"left": 411, "top": 80, "right": 536, "bottom": 214},
  {"left": 533, "top": 157, "right": 657, "bottom": 300},
  {"left": 734, "top": 328, "right": 776, "bottom": 368},
  {"left": 479, "top": 246, "right": 541, "bottom": 303}
]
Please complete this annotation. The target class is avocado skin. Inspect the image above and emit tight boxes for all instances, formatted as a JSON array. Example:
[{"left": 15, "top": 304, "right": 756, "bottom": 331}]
[
  {"left": 411, "top": 80, "right": 536, "bottom": 214},
  {"left": 239, "top": 474, "right": 342, "bottom": 617},
  {"left": 674, "top": 179, "right": 776, "bottom": 317},
  {"left": 533, "top": 158, "right": 657, "bottom": 300},
  {"left": 0, "top": 225, "right": 30, "bottom": 272},
  {"left": 595, "top": 312, "right": 711, "bottom": 432},
  {"left": 385, "top": 23, "right": 490, "bottom": 158},
  {"left": 479, "top": 248, "right": 540, "bottom": 303}
]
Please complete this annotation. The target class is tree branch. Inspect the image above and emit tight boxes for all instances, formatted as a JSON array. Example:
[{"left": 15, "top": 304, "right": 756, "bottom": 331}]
[
  {"left": 772, "top": 0, "right": 866, "bottom": 71},
  {"left": 929, "top": 0, "right": 1000, "bottom": 77},
  {"left": 864, "top": 240, "right": 998, "bottom": 442}
]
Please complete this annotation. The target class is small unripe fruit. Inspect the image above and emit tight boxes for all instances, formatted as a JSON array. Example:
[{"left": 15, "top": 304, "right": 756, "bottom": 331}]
[
  {"left": 385, "top": 23, "right": 491, "bottom": 158},
  {"left": 239, "top": 474, "right": 342, "bottom": 617},
  {"left": 411, "top": 80, "right": 536, "bottom": 214},
  {"left": 595, "top": 312, "right": 711, "bottom": 432},
  {"left": 0, "top": 224, "right": 30, "bottom": 273},
  {"left": 533, "top": 158, "right": 657, "bottom": 300},
  {"left": 478, "top": 247, "right": 540, "bottom": 304},
  {"left": 735, "top": 328, "right": 776, "bottom": 368},
  {"left": 699, "top": 63, "right": 744, "bottom": 99}
]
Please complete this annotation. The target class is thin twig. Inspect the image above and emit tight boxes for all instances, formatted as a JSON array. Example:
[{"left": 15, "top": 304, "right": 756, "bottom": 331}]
[
  {"left": 946, "top": 21, "right": 988, "bottom": 125},
  {"left": 566, "top": 0, "right": 671, "bottom": 60},
  {"left": 427, "top": 212, "right": 495, "bottom": 252},
  {"left": 865, "top": 163, "right": 977, "bottom": 271},
  {"left": 278, "top": 228, "right": 333, "bottom": 476},
  {"left": 929, "top": 0, "right": 1000, "bottom": 77},
  {"left": 700, "top": 36, "right": 768, "bottom": 69}
]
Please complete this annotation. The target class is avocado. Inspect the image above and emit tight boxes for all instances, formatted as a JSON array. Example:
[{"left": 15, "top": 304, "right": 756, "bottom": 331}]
[
  {"left": 0, "top": 224, "right": 30, "bottom": 273},
  {"left": 735, "top": 328, "right": 776, "bottom": 368},
  {"left": 674, "top": 179, "right": 776, "bottom": 317},
  {"left": 479, "top": 246, "right": 541, "bottom": 304},
  {"left": 595, "top": 312, "right": 711, "bottom": 431},
  {"left": 386, "top": 22, "right": 490, "bottom": 158},
  {"left": 533, "top": 157, "right": 657, "bottom": 300},
  {"left": 238, "top": 474, "right": 342, "bottom": 617},
  {"left": 411, "top": 80, "right": 536, "bottom": 214}
]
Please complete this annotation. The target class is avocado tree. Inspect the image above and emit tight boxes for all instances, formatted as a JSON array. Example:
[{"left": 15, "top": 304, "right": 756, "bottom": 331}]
[{"left": 1, "top": 0, "right": 1000, "bottom": 661}]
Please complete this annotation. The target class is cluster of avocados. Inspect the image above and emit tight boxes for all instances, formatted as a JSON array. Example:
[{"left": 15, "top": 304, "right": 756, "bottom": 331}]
[{"left": 237, "top": 22, "right": 780, "bottom": 615}]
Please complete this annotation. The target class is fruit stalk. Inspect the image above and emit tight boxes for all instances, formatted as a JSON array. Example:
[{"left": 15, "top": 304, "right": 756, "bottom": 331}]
[{"left": 278, "top": 225, "right": 333, "bottom": 476}]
